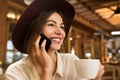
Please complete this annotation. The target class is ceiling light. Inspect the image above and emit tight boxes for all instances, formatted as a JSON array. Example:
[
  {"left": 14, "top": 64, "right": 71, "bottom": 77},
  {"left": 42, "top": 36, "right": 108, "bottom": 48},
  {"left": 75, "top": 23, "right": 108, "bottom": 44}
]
[
  {"left": 111, "top": 31, "right": 120, "bottom": 35},
  {"left": 69, "top": 37, "right": 73, "bottom": 41},
  {"left": 24, "top": 0, "right": 34, "bottom": 5},
  {"left": 95, "top": 8, "right": 114, "bottom": 19},
  {"left": 7, "top": 12, "right": 16, "bottom": 19}
]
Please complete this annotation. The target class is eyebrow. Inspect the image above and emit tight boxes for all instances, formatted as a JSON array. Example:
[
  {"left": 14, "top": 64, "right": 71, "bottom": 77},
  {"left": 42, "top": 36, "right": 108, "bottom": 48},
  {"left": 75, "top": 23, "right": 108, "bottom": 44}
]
[{"left": 46, "top": 20, "right": 64, "bottom": 25}]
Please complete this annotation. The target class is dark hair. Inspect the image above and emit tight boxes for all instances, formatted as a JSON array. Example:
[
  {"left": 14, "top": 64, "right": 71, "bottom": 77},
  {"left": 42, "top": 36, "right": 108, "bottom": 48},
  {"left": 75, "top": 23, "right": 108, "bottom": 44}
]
[{"left": 23, "top": 10, "right": 65, "bottom": 53}]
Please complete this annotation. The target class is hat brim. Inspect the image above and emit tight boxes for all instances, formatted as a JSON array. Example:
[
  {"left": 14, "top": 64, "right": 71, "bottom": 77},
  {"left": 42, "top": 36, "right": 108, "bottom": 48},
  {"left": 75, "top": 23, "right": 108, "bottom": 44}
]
[{"left": 12, "top": 0, "right": 75, "bottom": 53}]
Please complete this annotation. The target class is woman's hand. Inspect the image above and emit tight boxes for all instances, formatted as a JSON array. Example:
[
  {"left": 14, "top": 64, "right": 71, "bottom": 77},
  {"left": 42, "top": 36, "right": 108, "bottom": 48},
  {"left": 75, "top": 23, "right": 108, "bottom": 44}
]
[
  {"left": 94, "top": 63, "right": 105, "bottom": 80},
  {"left": 29, "top": 34, "right": 53, "bottom": 80}
]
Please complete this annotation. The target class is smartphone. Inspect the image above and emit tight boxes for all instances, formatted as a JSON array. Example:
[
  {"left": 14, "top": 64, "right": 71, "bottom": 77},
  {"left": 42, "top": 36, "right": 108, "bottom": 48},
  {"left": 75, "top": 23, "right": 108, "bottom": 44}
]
[{"left": 39, "top": 33, "right": 51, "bottom": 52}]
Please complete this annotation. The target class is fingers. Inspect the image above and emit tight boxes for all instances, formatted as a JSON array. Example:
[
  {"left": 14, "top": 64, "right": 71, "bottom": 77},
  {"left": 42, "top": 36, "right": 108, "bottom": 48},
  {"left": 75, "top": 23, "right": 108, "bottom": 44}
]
[
  {"left": 34, "top": 34, "right": 41, "bottom": 49},
  {"left": 31, "top": 34, "right": 40, "bottom": 58},
  {"left": 34, "top": 33, "right": 47, "bottom": 53},
  {"left": 95, "top": 64, "right": 105, "bottom": 80},
  {"left": 40, "top": 39, "right": 47, "bottom": 53},
  {"left": 100, "top": 65, "right": 105, "bottom": 77}
]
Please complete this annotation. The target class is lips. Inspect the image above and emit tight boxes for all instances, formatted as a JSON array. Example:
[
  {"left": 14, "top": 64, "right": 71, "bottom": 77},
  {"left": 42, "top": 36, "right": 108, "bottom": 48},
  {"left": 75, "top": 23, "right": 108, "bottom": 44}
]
[{"left": 52, "top": 37, "right": 61, "bottom": 42}]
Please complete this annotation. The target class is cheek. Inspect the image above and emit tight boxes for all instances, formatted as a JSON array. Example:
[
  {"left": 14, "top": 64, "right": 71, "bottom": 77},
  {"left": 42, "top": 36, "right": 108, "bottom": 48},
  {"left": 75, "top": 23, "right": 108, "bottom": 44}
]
[
  {"left": 42, "top": 27, "right": 52, "bottom": 34},
  {"left": 63, "top": 31, "right": 66, "bottom": 38}
]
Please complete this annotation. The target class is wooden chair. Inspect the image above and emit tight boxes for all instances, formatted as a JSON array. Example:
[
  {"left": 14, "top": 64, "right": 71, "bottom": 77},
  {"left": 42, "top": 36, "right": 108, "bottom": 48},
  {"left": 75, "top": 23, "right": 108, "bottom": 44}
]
[{"left": 102, "top": 64, "right": 120, "bottom": 80}]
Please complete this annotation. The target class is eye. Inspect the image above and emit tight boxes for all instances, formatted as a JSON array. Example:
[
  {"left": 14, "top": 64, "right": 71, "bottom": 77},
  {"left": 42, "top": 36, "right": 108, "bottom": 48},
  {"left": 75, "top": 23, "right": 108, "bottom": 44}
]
[
  {"left": 47, "top": 23, "right": 55, "bottom": 26},
  {"left": 60, "top": 25, "right": 65, "bottom": 29}
]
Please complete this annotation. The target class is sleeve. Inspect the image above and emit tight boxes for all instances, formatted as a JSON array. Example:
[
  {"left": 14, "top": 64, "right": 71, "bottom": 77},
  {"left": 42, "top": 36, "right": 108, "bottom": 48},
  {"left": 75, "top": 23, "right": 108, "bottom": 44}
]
[{"left": 5, "top": 62, "right": 29, "bottom": 80}]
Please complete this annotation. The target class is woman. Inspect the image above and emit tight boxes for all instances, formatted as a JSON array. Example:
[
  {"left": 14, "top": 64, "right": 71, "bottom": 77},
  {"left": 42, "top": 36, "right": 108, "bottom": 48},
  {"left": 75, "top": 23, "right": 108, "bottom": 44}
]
[{"left": 5, "top": 0, "right": 104, "bottom": 80}]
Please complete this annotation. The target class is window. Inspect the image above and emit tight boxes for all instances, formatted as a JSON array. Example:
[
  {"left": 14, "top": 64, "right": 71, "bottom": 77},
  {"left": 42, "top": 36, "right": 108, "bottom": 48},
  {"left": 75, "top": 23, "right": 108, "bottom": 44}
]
[{"left": 6, "top": 40, "right": 28, "bottom": 64}]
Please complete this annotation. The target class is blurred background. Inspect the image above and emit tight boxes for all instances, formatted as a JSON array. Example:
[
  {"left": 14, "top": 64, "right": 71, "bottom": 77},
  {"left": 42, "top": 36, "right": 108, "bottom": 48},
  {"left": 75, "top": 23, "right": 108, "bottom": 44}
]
[{"left": 0, "top": 0, "right": 120, "bottom": 79}]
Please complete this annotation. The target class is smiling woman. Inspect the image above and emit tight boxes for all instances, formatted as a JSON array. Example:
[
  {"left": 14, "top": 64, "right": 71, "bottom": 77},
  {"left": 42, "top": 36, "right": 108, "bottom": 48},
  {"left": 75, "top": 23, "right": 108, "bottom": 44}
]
[{"left": 5, "top": 0, "right": 104, "bottom": 80}]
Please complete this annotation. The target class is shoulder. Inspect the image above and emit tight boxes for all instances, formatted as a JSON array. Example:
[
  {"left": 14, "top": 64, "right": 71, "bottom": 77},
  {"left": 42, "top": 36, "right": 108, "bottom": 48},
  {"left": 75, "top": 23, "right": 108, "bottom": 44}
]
[
  {"left": 6, "top": 56, "right": 32, "bottom": 75},
  {"left": 5, "top": 57, "right": 32, "bottom": 80},
  {"left": 6, "top": 57, "right": 30, "bottom": 72}
]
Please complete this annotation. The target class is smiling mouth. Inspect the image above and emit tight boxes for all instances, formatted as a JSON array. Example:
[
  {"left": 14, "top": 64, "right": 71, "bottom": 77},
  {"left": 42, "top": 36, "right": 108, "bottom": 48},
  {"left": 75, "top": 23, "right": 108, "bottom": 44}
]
[{"left": 52, "top": 38, "right": 61, "bottom": 41}]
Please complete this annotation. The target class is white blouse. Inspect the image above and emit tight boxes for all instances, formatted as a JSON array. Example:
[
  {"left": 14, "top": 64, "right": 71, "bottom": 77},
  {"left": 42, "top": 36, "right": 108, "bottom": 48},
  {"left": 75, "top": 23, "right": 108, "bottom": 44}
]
[{"left": 5, "top": 52, "right": 80, "bottom": 80}]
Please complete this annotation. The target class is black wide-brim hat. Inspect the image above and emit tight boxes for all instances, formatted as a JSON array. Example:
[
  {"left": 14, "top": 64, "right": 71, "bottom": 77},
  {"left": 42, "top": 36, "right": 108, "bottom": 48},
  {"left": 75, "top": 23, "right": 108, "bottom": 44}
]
[{"left": 12, "top": 0, "right": 75, "bottom": 53}]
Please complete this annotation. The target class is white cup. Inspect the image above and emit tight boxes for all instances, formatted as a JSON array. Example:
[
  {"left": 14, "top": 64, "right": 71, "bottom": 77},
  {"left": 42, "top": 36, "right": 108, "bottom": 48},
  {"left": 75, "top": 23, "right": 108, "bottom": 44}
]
[{"left": 74, "top": 59, "right": 100, "bottom": 79}]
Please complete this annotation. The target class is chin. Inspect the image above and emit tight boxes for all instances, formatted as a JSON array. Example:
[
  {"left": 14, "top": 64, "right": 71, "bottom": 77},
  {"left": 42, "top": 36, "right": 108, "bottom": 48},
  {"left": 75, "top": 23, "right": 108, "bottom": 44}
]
[
  {"left": 51, "top": 44, "right": 61, "bottom": 50},
  {"left": 53, "top": 46, "right": 61, "bottom": 51},
  {"left": 55, "top": 47, "right": 61, "bottom": 50}
]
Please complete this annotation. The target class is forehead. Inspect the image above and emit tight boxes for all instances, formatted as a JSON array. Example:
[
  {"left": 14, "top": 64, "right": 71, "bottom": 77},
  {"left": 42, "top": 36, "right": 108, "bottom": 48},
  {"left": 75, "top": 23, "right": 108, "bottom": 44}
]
[
  {"left": 46, "top": 12, "right": 64, "bottom": 22},
  {"left": 48, "top": 12, "right": 62, "bottom": 19}
]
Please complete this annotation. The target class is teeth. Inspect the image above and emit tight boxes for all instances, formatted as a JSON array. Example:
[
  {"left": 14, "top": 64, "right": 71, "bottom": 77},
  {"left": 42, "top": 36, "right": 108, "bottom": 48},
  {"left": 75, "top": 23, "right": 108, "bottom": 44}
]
[{"left": 52, "top": 38, "right": 61, "bottom": 41}]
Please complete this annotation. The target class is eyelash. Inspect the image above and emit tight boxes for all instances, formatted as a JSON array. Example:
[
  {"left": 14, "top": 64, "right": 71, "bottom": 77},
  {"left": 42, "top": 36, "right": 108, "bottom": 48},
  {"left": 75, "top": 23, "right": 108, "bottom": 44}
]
[
  {"left": 61, "top": 26, "right": 65, "bottom": 29},
  {"left": 47, "top": 23, "right": 54, "bottom": 26},
  {"left": 47, "top": 23, "right": 64, "bottom": 29}
]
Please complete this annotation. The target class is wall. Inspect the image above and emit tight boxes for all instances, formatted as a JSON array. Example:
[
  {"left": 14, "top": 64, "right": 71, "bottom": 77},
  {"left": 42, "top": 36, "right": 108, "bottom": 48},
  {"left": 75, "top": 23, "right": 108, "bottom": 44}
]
[{"left": 0, "top": 0, "right": 8, "bottom": 63}]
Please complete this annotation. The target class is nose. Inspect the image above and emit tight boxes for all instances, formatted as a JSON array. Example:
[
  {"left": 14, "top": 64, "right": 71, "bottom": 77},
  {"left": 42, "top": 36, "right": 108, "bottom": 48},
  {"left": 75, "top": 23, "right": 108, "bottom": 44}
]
[{"left": 55, "top": 26, "right": 62, "bottom": 35}]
